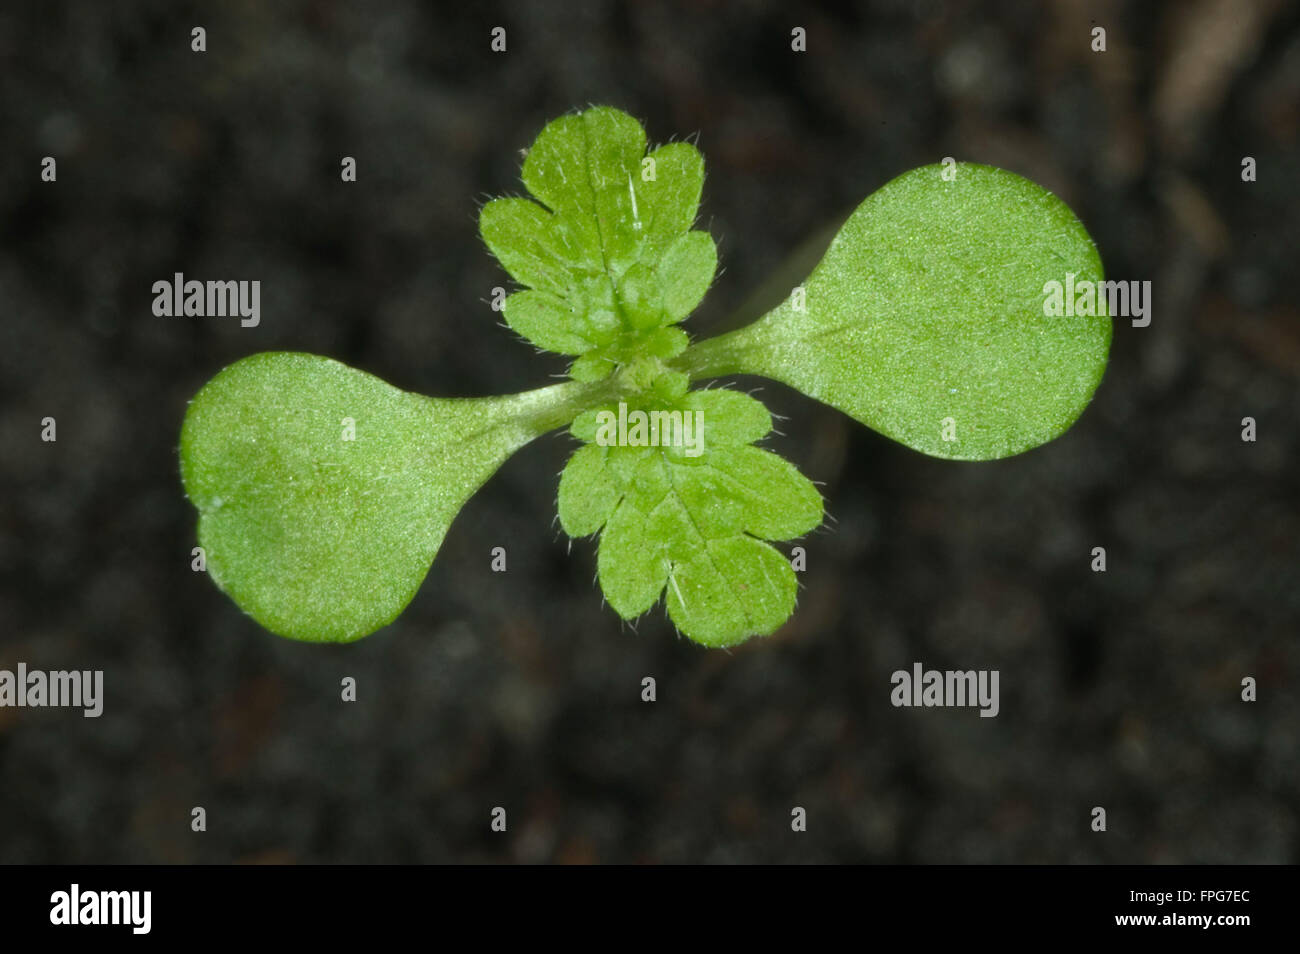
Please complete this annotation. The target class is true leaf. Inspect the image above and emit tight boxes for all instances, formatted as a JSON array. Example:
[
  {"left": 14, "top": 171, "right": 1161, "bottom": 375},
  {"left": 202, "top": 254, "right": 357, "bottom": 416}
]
[
  {"left": 664, "top": 535, "right": 798, "bottom": 646},
  {"left": 501, "top": 290, "right": 594, "bottom": 355},
  {"left": 596, "top": 493, "right": 670, "bottom": 619},
  {"left": 556, "top": 443, "right": 622, "bottom": 537},
  {"left": 480, "top": 107, "right": 716, "bottom": 373},
  {"left": 558, "top": 388, "right": 822, "bottom": 647},
  {"left": 658, "top": 230, "right": 718, "bottom": 321}
]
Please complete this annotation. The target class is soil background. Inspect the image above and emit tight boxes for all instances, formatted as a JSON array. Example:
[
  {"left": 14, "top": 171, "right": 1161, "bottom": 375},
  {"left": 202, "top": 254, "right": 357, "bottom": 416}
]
[{"left": 1, "top": 0, "right": 1297, "bottom": 863}]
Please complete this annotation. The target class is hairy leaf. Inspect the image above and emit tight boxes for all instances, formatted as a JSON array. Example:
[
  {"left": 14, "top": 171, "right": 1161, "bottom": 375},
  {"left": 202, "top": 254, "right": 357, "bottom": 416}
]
[
  {"left": 481, "top": 107, "right": 716, "bottom": 375},
  {"left": 558, "top": 388, "right": 821, "bottom": 647},
  {"left": 677, "top": 163, "right": 1111, "bottom": 460}
]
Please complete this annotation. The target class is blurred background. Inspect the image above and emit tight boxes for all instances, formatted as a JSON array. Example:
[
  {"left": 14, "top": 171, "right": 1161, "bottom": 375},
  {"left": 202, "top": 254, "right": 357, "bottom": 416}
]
[{"left": 0, "top": 0, "right": 1297, "bottom": 863}]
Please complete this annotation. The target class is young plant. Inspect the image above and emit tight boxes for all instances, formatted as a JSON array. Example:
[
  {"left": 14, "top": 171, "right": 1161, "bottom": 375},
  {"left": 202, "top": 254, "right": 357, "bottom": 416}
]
[{"left": 179, "top": 106, "right": 1111, "bottom": 647}]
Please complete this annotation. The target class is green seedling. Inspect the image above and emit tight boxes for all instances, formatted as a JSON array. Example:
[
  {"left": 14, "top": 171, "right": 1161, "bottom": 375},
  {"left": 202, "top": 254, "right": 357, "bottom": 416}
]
[{"left": 180, "top": 106, "right": 1111, "bottom": 647}]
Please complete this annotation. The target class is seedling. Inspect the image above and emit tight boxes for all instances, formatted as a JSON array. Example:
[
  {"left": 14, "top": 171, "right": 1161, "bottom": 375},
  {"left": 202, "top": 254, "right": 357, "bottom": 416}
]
[{"left": 179, "top": 106, "right": 1110, "bottom": 647}]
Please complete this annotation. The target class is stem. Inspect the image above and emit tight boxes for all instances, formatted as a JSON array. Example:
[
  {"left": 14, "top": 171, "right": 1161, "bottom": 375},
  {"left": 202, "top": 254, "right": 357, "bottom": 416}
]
[
  {"left": 502, "top": 376, "right": 628, "bottom": 435},
  {"left": 503, "top": 306, "right": 784, "bottom": 437},
  {"left": 671, "top": 314, "right": 776, "bottom": 381}
]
